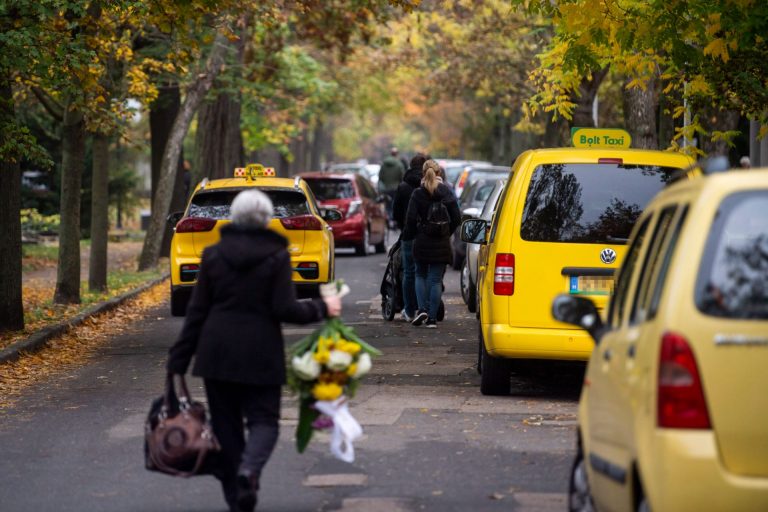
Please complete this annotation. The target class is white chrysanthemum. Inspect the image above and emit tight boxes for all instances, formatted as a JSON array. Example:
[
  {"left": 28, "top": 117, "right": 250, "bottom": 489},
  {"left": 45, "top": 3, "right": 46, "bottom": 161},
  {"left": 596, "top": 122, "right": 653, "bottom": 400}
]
[
  {"left": 291, "top": 351, "right": 320, "bottom": 380},
  {"left": 353, "top": 353, "right": 372, "bottom": 378},
  {"left": 327, "top": 349, "right": 353, "bottom": 371}
]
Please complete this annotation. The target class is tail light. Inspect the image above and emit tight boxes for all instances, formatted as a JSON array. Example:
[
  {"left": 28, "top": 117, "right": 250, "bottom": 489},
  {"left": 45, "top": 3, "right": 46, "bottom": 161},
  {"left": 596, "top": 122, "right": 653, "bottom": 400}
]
[
  {"left": 179, "top": 264, "right": 199, "bottom": 282},
  {"left": 176, "top": 217, "right": 217, "bottom": 233},
  {"left": 295, "top": 261, "right": 319, "bottom": 279},
  {"left": 657, "top": 332, "right": 711, "bottom": 429},
  {"left": 493, "top": 253, "right": 515, "bottom": 295},
  {"left": 598, "top": 158, "right": 624, "bottom": 164},
  {"left": 347, "top": 200, "right": 363, "bottom": 217},
  {"left": 280, "top": 214, "right": 322, "bottom": 230}
]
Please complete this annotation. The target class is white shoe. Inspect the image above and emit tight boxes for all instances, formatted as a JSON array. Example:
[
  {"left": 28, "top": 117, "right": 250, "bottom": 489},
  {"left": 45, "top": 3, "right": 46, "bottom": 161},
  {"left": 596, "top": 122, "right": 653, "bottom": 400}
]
[{"left": 401, "top": 310, "right": 414, "bottom": 322}]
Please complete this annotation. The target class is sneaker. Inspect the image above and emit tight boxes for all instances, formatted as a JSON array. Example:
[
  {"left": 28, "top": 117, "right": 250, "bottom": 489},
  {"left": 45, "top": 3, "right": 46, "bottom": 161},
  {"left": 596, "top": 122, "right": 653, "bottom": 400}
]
[
  {"left": 236, "top": 472, "right": 257, "bottom": 512},
  {"left": 425, "top": 319, "right": 437, "bottom": 328},
  {"left": 411, "top": 311, "right": 428, "bottom": 326},
  {"left": 401, "top": 310, "right": 414, "bottom": 322}
]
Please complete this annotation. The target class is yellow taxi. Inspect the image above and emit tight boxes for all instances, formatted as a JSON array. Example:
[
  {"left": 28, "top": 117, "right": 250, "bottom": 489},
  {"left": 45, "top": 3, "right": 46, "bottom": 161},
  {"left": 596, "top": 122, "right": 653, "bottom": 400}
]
[
  {"left": 552, "top": 164, "right": 768, "bottom": 511},
  {"left": 169, "top": 164, "right": 339, "bottom": 316},
  {"left": 460, "top": 143, "right": 694, "bottom": 394}
]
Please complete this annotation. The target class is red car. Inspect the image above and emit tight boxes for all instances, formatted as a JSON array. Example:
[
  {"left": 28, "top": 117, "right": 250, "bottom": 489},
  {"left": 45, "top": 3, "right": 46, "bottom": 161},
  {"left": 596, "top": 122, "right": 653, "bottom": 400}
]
[{"left": 301, "top": 173, "right": 388, "bottom": 256}]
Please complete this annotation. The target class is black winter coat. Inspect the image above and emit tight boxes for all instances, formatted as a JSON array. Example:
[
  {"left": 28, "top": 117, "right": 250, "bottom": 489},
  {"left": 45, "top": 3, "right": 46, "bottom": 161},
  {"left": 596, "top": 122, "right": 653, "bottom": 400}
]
[
  {"left": 405, "top": 183, "right": 461, "bottom": 264},
  {"left": 166, "top": 225, "right": 328, "bottom": 385},
  {"left": 391, "top": 167, "right": 423, "bottom": 237}
]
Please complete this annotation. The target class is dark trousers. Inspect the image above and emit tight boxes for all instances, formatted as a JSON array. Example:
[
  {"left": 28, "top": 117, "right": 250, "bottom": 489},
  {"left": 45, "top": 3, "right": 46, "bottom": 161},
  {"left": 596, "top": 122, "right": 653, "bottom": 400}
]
[{"left": 204, "top": 379, "right": 281, "bottom": 507}]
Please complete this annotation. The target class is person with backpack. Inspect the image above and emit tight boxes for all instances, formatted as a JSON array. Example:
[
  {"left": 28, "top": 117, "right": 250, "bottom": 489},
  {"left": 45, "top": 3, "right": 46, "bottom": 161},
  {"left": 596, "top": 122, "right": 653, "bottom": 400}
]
[
  {"left": 404, "top": 159, "right": 461, "bottom": 328},
  {"left": 392, "top": 153, "right": 429, "bottom": 322}
]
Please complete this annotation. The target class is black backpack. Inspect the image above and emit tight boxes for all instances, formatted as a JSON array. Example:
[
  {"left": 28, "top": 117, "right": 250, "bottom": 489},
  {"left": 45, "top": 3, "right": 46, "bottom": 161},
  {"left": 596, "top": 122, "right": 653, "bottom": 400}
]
[{"left": 421, "top": 199, "right": 451, "bottom": 238}]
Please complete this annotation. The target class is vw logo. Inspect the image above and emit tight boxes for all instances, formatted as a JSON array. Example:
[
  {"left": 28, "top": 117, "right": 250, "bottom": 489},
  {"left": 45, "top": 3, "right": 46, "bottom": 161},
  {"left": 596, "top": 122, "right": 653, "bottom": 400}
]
[{"left": 600, "top": 248, "right": 617, "bottom": 265}]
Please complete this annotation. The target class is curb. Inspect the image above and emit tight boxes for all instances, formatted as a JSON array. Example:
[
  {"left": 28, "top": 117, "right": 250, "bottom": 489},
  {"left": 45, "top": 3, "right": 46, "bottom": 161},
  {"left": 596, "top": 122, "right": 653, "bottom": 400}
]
[{"left": 0, "top": 274, "right": 170, "bottom": 365}]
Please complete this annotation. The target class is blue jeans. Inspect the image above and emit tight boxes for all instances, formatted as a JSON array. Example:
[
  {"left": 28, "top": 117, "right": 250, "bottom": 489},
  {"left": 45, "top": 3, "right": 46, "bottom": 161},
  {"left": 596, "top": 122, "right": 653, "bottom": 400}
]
[
  {"left": 415, "top": 261, "right": 445, "bottom": 321},
  {"left": 401, "top": 240, "right": 417, "bottom": 316}
]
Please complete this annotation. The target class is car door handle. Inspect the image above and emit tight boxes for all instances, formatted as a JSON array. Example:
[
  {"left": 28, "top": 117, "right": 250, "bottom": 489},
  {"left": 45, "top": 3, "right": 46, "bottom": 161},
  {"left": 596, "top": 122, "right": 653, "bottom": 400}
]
[{"left": 602, "top": 349, "right": 612, "bottom": 362}]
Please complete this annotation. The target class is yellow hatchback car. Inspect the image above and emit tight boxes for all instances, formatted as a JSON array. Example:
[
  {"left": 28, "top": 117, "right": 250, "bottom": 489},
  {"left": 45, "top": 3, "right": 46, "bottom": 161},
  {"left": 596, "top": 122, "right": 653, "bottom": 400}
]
[
  {"left": 169, "top": 165, "right": 338, "bottom": 316},
  {"left": 553, "top": 165, "right": 768, "bottom": 512},
  {"left": 461, "top": 148, "right": 694, "bottom": 395}
]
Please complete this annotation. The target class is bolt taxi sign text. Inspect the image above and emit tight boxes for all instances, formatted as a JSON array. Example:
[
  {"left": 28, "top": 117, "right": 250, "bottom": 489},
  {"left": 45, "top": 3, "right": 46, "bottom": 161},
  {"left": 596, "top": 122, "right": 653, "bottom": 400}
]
[{"left": 571, "top": 128, "right": 632, "bottom": 149}]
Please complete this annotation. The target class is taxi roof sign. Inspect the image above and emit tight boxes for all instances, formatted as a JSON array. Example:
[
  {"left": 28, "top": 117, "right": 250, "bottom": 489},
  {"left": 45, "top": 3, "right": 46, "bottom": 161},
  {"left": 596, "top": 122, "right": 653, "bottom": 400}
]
[
  {"left": 234, "top": 163, "right": 276, "bottom": 180},
  {"left": 571, "top": 127, "right": 632, "bottom": 149}
]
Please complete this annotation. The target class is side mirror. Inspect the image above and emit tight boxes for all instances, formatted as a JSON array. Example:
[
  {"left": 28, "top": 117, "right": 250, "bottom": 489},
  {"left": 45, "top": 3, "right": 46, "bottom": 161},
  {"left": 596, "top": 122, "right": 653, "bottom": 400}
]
[
  {"left": 167, "top": 211, "right": 183, "bottom": 226},
  {"left": 551, "top": 294, "right": 607, "bottom": 343},
  {"left": 460, "top": 218, "right": 488, "bottom": 244},
  {"left": 461, "top": 207, "right": 481, "bottom": 221},
  {"left": 320, "top": 207, "right": 343, "bottom": 222}
]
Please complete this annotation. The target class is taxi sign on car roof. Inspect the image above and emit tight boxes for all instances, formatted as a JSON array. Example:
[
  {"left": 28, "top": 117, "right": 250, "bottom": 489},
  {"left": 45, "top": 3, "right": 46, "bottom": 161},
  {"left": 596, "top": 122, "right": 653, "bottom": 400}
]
[
  {"left": 571, "top": 127, "right": 632, "bottom": 149},
  {"left": 234, "top": 163, "right": 276, "bottom": 180}
]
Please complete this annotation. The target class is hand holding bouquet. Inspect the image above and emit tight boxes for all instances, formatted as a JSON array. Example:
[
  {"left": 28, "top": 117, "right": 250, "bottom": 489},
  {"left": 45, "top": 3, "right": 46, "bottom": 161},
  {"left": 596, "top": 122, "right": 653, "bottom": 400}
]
[{"left": 287, "top": 281, "right": 381, "bottom": 462}]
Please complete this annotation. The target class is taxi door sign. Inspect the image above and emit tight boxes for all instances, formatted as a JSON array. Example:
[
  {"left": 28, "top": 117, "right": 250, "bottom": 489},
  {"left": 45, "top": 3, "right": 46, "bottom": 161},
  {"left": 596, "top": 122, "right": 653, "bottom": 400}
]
[{"left": 571, "top": 128, "right": 632, "bottom": 149}]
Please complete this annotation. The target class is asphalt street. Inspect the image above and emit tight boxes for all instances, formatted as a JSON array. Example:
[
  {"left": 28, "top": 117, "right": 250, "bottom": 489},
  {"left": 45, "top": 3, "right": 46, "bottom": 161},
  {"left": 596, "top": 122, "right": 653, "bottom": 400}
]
[{"left": 0, "top": 244, "right": 584, "bottom": 512}]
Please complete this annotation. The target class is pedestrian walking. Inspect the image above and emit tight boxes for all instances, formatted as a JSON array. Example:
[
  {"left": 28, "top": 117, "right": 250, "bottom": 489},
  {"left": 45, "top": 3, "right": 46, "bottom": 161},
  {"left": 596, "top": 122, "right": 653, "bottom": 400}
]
[
  {"left": 378, "top": 147, "right": 406, "bottom": 221},
  {"left": 166, "top": 189, "right": 342, "bottom": 512},
  {"left": 392, "top": 153, "right": 429, "bottom": 322},
  {"left": 405, "top": 159, "right": 461, "bottom": 328}
]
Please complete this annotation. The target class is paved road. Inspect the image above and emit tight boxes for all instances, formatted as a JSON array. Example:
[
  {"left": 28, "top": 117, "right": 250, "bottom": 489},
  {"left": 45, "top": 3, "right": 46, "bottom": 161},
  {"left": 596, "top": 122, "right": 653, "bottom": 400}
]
[{"left": 0, "top": 246, "right": 584, "bottom": 512}]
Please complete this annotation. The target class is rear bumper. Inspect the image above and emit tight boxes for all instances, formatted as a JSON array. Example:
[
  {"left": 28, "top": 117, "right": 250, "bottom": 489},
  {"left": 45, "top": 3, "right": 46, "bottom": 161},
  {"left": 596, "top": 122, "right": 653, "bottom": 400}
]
[
  {"left": 483, "top": 324, "right": 594, "bottom": 361},
  {"left": 642, "top": 430, "right": 768, "bottom": 511}
]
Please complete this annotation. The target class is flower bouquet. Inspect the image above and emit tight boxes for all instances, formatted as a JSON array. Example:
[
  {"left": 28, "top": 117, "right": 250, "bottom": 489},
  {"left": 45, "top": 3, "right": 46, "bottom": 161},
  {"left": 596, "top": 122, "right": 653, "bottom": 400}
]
[{"left": 287, "top": 282, "right": 381, "bottom": 462}]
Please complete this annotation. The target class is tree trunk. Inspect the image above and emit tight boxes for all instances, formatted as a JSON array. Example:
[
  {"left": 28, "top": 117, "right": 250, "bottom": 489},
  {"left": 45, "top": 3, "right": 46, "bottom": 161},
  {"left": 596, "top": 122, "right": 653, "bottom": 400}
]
[
  {"left": 0, "top": 79, "right": 24, "bottom": 332},
  {"left": 195, "top": 91, "right": 244, "bottom": 180},
  {"left": 138, "top": 34, "right": 229, "bottom": 271},
  {"left": 700, "top": 108, "right": 741, "bottom": 157},
  {"left": 572, "top": 68, "right": 609, "bottom": 128},
  {"left": 54, "top": 105, "right": 85, "bottom": 304},
  {"left": 150, "top": 84, "right": 186, "bottom": 256},
  {"left": 310, "top": 121, "right": 324, "bottom": 171},
  {"left": 623, "top": 78, "right": 658, "bottom": 149},
  {"left": 89, "top": 133, "right": 109, "bottom": 292}
]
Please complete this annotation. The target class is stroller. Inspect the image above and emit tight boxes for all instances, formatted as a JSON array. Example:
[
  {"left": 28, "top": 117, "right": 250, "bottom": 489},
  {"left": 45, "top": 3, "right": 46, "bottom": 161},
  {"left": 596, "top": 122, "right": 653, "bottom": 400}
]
[{"left": 380, "top": 240, "right": 445, "bottom": 321}]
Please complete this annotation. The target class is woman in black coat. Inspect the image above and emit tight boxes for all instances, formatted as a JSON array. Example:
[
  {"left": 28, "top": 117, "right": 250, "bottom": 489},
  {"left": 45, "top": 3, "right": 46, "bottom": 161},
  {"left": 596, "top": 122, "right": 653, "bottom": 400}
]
[
  {"left": 167, "top": 189, "right": 341, "bottom": 512},
  {"left": 404, "top": 159, "right": 461, "bottom": 328}
]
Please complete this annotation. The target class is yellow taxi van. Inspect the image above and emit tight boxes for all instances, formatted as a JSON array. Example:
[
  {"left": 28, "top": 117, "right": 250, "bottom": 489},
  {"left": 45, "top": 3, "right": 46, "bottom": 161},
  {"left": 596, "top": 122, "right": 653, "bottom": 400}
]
[
  {"left": 169, "top": 164, "right": 338, "bottom": 316},
  {"left": 552, "top": 163, "right": 768, "bottom": 511},
  {"left": 461, "top": 144, "right": 694, "bottom": 395}
]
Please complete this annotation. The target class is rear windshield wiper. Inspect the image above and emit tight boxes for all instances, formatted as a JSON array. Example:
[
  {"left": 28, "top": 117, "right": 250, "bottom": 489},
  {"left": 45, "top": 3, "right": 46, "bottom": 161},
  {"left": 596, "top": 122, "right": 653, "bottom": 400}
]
[{"left": 606, "top": 235, "right": 629, "bottom": 243}]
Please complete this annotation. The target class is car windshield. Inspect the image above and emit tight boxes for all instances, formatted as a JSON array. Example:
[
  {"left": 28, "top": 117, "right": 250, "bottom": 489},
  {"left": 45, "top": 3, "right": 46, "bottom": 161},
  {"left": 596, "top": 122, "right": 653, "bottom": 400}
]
[
  {"left": 466, "top": 169, "right": 509, "bottom": 188},
  {"left": 187, "top": 189, "right": 310, "bottom": 219},
  {"left": 444, "top": 165, "right": 467, "bottom": 184},
  {"left": 695, "top": 190, "right": 768, "bottom": 319},
  {"left": 304, "top": 178, "right": 356, "bottom": 201},
  {"left": 520, "top": 163, "right": 678, "bottom": 244}
]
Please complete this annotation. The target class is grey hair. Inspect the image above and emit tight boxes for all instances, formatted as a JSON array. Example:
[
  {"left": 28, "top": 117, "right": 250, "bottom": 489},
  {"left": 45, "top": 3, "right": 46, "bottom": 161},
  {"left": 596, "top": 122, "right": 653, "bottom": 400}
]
[{"left": 230, "top": 189, "right": 273, "bottom": 228}]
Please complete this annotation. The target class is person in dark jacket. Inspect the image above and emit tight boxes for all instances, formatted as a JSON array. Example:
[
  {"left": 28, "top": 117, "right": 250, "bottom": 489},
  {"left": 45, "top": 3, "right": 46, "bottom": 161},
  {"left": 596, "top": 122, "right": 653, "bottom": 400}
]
[
  {"left": 391, "top": 153, "right": 429, "bottom": 321},
  {"left": 166, "top": 189, "right": 341, "bottom": 512},
  {"left": 404, "top": 159, "right": 461, "bottom": 328}
]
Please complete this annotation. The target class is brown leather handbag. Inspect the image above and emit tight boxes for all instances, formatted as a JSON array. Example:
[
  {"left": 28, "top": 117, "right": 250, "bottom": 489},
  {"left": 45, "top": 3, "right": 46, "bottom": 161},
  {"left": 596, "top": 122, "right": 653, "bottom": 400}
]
[{"left": 144, "top": 373, "right": 220, "bottom": 477}]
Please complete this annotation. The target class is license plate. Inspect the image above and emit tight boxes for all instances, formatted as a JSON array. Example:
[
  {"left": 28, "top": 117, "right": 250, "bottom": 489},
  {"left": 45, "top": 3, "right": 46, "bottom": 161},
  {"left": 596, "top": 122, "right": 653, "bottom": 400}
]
[{"left": 569, "top": 275, "right": 614, "bottom": 296}]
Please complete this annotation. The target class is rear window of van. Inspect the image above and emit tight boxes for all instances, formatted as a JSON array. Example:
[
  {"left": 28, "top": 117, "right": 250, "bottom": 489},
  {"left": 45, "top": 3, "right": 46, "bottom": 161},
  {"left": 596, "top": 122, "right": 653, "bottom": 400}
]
[
  {"left": 695, "top": 190, "right": 768, "bottom": 319},
  {"left": 187, "top": 189, "right": 309, "bottom": 219},
  {"left": 304, "top": 178, "right": 356, "bottom": 201},
  {"left": 520, "top": 163, "right": 677, "bottom": 244}
]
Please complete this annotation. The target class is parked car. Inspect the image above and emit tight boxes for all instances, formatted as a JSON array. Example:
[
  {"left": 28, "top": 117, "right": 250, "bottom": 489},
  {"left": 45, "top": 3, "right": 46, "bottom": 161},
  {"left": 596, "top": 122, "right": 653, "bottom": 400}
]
[
  {"left": 449, "top": 178, "right": 500, "bottom": 269},
  {"left": 460, "top": 179, "right": 506, "bottom": 313},
  {"left": 437, "top": 159, "right": 492, "bottom": 187},
  {"left": 301, "top": 172, "right": 387, "bottom": 256},
  {"left": 454, "top": 165, "right": 510, "bottom": 199},
  {"left": 461, "top": 148, "right": 694, "bottom": 395},
  {"left": 552, "top": 164, "right": 768, "bottom": 512},
  {"left": 168, "top": 165, "right": 339, "bottom": 316}
]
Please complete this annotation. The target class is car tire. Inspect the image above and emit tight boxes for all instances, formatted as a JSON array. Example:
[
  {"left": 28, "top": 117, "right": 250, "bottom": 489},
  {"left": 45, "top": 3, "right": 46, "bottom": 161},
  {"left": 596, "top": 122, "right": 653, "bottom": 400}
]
[
  {"left": 461, "top": 259, "right": 477, "bottom": 313},
  {"left": 568, "top": 446, "right": 596, "bottom": 512},
  {"left": 355, "top": 227, "right": 370, "bottom": 256},
  {"left": 451, "top": 248, "right": 463, "bottom": 271},
  {"left": 437, "top": 300, "right": 445, "bottom": 321},
  {"left": 170, "top": 286, "right": 190, "bottom": 317},
  {"left": 479, "top": 325, "right": 511, "bottom": 395}
]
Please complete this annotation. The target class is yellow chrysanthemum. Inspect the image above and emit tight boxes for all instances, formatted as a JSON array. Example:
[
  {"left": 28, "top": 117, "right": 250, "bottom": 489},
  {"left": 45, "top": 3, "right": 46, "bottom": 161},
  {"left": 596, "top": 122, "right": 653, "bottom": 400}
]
[
  {"left": 346, "top": 363, "right": 358, "bottom": 377},
  {"left": 312, "top": 381, "right": 343, "bottom": 401},
  {"left": 313, "top": 349, "right": 330, "bottom": 364}
]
